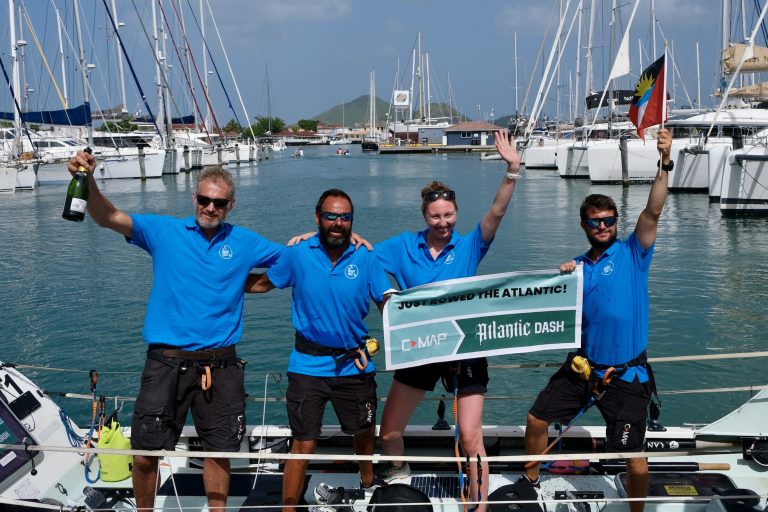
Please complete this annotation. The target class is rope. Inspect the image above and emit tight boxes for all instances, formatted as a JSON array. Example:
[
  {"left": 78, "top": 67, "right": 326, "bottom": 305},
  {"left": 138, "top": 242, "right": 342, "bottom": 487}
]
[
  {"left": 1, "top": 441, "right": 739, "bottom": 464},
  {"left": 489, "top": 350, "right": 768, "bottom": 369},
  {"left": 1, "top": 494, "right": 766, "bottom": 511},
  {"left": 46, "top": 383, "right": 768, "bottom": 405},
  {"left": 451, "top": 372, "right": 466, "bottom": 511},
  {"left": 9, "top": 350, "right": 767, "bottom": 375}
]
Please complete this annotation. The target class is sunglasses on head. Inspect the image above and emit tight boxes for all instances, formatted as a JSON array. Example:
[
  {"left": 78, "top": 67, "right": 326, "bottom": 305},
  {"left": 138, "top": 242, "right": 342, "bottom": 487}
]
[
  {"left": 585, "top": 215, "right": 618, "bottom": 229},
  {"left": 425, "top": 189, "right": 456, "bottom": 202},
  {"left": 319, "top": 211, "right": 353, "bottom": 222},
  {"left": 196, "top": 194, "right": 230, "bottom": 209}
]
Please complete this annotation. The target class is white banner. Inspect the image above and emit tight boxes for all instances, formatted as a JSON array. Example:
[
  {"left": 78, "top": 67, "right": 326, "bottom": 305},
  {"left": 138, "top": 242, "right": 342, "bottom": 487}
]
[{"left": 393, "top": 90, "right": 410, "bottom": 107}]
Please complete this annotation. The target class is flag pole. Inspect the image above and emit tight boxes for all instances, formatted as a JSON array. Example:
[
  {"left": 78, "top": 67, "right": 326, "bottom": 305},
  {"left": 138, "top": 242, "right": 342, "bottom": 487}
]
[
  {"left": 659, "top": 41, "right": 668, "bottom": 171},
  {"left": 661, "top": 41, "right": 668, "bottom": 131}
]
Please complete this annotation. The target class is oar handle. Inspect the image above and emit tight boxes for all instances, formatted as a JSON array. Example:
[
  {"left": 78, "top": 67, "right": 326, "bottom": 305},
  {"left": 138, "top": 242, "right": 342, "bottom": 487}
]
[{"left": 696, "top": 463, "right": 731, "bottom": 470}]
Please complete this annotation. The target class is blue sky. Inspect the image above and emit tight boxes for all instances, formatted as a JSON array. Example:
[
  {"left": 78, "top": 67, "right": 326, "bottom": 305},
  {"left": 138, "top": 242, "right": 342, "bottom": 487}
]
[{"left": 0, "top": 0, "right": 749, "bottom": 127}]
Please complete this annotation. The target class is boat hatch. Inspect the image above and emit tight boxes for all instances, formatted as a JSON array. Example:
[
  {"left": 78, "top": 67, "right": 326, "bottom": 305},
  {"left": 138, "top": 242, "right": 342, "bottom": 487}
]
[{"left": 0, "top": 398, "right": 42, "bottom": 493}]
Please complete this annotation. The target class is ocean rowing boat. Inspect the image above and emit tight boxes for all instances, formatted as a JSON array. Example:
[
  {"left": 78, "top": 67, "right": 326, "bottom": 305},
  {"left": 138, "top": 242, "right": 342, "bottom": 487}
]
[{"left": 0, "top": 360, "right": 766, "bottom": 511}]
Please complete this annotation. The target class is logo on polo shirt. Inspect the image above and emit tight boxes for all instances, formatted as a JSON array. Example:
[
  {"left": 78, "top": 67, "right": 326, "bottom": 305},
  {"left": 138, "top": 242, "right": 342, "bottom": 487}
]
[
  {"left": 601, "top": 261, "right": 615, "bottom": 275},
  {"left": 344, "top": 264, "right": 359, "bottom": 279},
  {"left": 219, "top": 245, "right": 233, "bottom": 260},
  {"left": 445, "top": 251, "right": 456, "bottom": 265}
]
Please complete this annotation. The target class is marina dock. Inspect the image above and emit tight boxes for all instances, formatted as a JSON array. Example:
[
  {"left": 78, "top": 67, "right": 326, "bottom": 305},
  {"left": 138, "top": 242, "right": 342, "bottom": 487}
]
[{"left": 378, "top": 144, "right": 496, "bottom": 155}]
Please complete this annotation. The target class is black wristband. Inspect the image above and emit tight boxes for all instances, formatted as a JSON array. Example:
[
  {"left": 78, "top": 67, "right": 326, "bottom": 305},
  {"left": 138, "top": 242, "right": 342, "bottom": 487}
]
[{"left": 657, "top": 159, "right": 674, "bottom": 172}]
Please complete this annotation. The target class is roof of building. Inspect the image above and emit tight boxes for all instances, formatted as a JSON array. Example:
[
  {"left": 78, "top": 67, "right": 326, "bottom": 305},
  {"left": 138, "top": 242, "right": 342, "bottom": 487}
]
[{"left": 445, "top": 121, "right": 500, "bottom": 132}]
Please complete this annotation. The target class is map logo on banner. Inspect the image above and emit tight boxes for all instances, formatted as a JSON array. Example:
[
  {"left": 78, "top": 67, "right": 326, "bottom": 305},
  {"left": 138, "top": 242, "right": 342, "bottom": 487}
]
[
  {"left": 383, "top": 268, "right": 583, "bottom": 370},
  {"left": 393, "top": 90, "right": 410, "bottom": 107}
]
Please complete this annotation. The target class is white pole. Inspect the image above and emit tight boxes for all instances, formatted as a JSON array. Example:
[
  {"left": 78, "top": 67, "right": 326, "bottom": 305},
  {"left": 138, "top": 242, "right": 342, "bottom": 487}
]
[
  {"left": 55, "top": 6, "right": 68, "bottom": 108},
  {"left": 8, "top": 0, "right": 22, "bottom": 156},
  {"left": 696, "top": 42, "right": 701, "bottom": 110},
  {"left": 514, "top": 32, "right": 519, "bottom": 113},
  {"left": 111, "top": 0, "right": 127, "bottom": 113},
  {"left": 72, "top": 0, "right": 92, "bottom": 144},
  {"left": 201, "top": 0, "right": 210, "bottom": 131},
  {"left": 574, "top": 6, "right": 582, "bottom": 121}
]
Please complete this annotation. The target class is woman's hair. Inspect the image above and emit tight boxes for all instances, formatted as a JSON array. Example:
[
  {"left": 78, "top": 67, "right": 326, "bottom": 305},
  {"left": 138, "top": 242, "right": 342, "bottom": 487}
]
[{"left": 420, "top": 181, "right": 457, "bottom": 215}]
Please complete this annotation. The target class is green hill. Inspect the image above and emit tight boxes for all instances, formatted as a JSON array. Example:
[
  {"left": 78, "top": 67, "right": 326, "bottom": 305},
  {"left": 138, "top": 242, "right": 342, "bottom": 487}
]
[{"left": 312, "top": 96, "right": 470, "bottom": 127}]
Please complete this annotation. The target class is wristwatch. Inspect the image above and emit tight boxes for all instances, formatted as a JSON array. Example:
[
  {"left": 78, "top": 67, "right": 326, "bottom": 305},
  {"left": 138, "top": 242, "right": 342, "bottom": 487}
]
[{"left": 657, "top": 159, "right": 674, "bottom": 172}]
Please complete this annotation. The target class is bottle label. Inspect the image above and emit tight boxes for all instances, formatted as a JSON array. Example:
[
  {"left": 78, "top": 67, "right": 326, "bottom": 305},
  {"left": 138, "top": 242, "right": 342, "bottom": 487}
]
[{"left": 70, "top": 198, "right": 87, "bottom": 214}]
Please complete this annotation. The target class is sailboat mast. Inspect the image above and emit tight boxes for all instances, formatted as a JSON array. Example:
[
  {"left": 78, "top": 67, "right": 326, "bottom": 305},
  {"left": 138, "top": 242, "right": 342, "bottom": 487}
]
[
  {"left": 721, "top": 0, "right": 729, "bottom": 92},
  {"left": 574, "top": 4, "right": 582, "bottom": 121},
  {"left": 8, "top": 0, "right": 22, "bottom": 156},
  {"left": 409, "top": 48, "right": 416, "bottom": 122},
  {"left": 110, "top": 0, "right": 127, "bottom": 113},
  {"left": 55, "top": 7, "right": 68, "bottom": 108},
  {"left": 514, "top": 32, "right": 519, "bottom": 113},
  {"left": 177, "top": 0, "right": 196, "bottom": 129},
  {"left": 200, "top": 0, "right": 210, "bottom": 131},
  {"left": 608, "top": 0, "right": 617, "bottom": 134},
  {"left": 73, "top": 0, "right": 93, "bottom": 144},
  {"left": 425, "top": 52, "right": 431, "bottom": 122},
  {"left": 585, "top": 0, "right": 596, "bottom": 118},
  {"left": 265, "top": 64, "right": 272, "bottom": 134},
  {"left": 417, "top": 33, "right": 424, "bottom": 122}
]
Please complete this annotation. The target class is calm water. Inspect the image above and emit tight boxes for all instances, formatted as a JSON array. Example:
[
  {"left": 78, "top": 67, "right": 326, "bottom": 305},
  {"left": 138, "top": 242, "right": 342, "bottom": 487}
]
[{"left": 1, "top": 145, "right": 767, "bottom": 430}]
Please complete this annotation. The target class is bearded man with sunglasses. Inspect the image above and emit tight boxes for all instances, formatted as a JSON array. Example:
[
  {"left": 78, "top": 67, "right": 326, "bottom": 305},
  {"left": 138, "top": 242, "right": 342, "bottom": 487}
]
[
  {"left": 245, "top": 189, "right": 391, "bottom": 512},
  {"left": 66, "top": 154, "right": 283, "bottom": 512},
  {"left": 519, "top": 128, "right": 673, "bottom": 512}
]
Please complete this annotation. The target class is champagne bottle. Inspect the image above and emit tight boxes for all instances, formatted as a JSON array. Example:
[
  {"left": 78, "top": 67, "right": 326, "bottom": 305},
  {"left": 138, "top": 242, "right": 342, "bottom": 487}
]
[{"left": 62, "top": 148, "right": 92, "bottom": 222}]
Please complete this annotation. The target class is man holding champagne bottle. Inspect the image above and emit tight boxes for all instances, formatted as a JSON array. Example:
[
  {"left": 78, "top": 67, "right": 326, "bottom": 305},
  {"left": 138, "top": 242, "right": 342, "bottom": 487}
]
[{"left": 66, "top": 151, "right": 284, "bottom": 512}]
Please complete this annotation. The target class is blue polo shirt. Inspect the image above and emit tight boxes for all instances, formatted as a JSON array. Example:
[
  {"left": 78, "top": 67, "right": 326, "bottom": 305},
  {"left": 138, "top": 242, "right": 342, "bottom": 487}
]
[
  {"left": 266, "top": 235, "right": 391, "bottom": 377},
  {"left": 375, "top": 223, "right": 491, "bottom": 288},
  {"left": 128, "top": 214, "right": 283, "bottom": 350},
  {"left": 574, "top": 232, "right": 653, "bottom": 383}
]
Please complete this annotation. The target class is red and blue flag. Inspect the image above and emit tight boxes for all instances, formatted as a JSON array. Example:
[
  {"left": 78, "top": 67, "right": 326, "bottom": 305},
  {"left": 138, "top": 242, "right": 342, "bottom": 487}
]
[{"left": 628, "top": 55, "right": 667, "bottom": 141}]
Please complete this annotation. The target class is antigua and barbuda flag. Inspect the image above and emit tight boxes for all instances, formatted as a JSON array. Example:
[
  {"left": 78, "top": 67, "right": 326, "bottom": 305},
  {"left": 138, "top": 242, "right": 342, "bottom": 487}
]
[{"left": 628, "top": 55, "right": 667, "bottom": 141}]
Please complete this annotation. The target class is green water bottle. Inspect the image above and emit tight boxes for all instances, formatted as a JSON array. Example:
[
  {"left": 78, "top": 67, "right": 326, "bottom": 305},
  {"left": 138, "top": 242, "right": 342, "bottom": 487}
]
[{"left": 62, "top": 148, "right": 92, "bottom": 222}]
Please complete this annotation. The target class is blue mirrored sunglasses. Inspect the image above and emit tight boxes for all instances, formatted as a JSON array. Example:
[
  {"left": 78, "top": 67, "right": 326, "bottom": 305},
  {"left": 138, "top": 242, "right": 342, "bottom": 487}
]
[
  {"left": 320, "top": 211, "right": 353, "bottom": 222},
  {"left": 585, "top": 215, "right": 618, "bottom": 229}
]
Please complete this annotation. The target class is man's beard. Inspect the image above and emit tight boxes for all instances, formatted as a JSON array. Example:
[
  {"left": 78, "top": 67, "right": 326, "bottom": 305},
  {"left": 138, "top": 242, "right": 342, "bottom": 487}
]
[
  {"left": 319, "top": 222, "right": 351, "bottom": 249},
  {"left": 196, "top": 210, "right": 225, "bottom": 230},
  {"left": 586, "top": 230, "right": 616, "bottom": 251}
]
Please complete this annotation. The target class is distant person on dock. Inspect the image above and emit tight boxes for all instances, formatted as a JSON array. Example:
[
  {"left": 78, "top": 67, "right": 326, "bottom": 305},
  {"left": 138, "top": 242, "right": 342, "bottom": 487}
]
[
  {"left": 66, "top": 154, "right": 283, "bottom": 512},
  {"left": 244, "top": 188, "right": 391, "bottom": 512},
  {"left": 519, "top": 128, "right": 673, "bottom": 512},
  {"left": 373, "top": 129, "right": 522, "bottom": 511}
]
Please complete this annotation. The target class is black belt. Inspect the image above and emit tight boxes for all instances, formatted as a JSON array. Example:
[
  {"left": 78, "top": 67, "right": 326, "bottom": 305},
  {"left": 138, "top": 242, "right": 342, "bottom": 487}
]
[
  {"left": 149, "top": 344, "right": 237, "bottom": 361},
  {"left": 294, "top": 332, "right": 353, "bottom": 358},
  {"left": 572, "top": 349, "right": 659, "bottom": 402}
]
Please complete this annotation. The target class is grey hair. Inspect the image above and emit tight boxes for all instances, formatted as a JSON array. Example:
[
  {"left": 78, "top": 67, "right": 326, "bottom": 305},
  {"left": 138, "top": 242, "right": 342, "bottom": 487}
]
[{"left": 197, "top": 165, "right": 236, "bottom": 199}]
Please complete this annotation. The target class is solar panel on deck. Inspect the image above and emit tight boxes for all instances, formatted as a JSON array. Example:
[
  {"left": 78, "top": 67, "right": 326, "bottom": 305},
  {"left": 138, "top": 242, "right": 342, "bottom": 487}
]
[{"left": 409, "top": 475, "right": 463, "bottom": 498}]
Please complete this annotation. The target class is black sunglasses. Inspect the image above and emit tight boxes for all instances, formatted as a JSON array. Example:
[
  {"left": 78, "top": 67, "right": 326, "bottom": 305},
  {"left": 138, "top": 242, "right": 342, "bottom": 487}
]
[
  {"left": 196, "top": 194, "right": 231, "bottom": 209},
  {"left": 425, "top": 189, "right": 456, "bottom": 202},
  {"left": 585, "top": 215, "right": 618, "bottom": 229},
  {"left": 319, "top": 211, "right": 353, "bottom": 222}
]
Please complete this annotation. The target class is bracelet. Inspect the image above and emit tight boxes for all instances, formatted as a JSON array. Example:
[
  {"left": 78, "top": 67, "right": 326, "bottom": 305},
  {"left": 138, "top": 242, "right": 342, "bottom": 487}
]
[{"left": 505, "top": 172, "right": 522, "bottom": 180}]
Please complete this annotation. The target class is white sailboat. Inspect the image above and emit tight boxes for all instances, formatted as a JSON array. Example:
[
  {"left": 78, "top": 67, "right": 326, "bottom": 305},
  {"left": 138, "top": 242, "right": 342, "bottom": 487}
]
[
  {"left": 386, "top": 33, "right": 450, "bottom": 142},
  {"left": 1, "top": 357, "right": 767, "bottom": 511}
]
